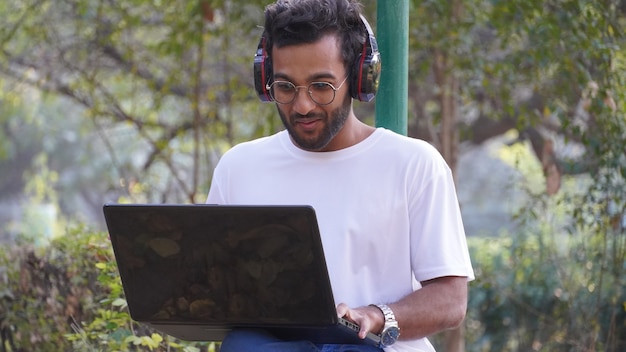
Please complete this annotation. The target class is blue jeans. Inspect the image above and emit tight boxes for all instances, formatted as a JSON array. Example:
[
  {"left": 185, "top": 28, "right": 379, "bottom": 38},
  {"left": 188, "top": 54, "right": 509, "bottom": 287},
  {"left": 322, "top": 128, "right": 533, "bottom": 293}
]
[{"left": 219, "top": 329, "right": 384, "bottom": 352}]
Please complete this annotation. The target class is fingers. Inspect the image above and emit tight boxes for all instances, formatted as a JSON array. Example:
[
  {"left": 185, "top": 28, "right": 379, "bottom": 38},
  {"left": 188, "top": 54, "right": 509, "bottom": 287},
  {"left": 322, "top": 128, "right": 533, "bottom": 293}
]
[
  {"left": 358, "top": 320, "right": 373, "bottom": 339},
  {"left": 336, "top": 303, "right": 379, "bottom": 339}
]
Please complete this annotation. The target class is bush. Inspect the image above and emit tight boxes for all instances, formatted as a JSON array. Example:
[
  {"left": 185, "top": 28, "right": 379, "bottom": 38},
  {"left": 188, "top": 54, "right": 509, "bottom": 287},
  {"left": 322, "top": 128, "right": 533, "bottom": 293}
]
[
  {"left": 1, "top": 225, "right": 104, "bottom": 351},
  {"left": 465, "top": 224, "right": 625, "bottom": 351},
  {"left": 0, "top": 226, "right": 217, "bottom": 352},
  {"left": 2, "top": 212, "right": 624, "bottom": 351}
]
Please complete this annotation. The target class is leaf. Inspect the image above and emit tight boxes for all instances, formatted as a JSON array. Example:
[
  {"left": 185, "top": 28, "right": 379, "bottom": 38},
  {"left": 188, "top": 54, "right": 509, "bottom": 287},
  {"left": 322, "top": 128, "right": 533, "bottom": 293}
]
[{"left": 112, "top": 298, "right": 127, "bottom": 308}]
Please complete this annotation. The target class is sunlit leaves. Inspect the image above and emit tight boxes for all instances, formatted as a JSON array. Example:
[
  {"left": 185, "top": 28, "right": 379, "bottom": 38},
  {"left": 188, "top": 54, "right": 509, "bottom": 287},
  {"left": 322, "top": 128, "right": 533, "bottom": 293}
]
[{"left": 0, "top": 0, "right": 278, "bottom": 205}]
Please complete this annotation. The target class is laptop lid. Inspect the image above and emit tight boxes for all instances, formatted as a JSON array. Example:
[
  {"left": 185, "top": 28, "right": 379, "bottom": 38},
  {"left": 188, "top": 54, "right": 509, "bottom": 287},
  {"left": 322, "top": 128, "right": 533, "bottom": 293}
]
[{"left": 103, "top": 204, "right": 380, "bottom": 346}]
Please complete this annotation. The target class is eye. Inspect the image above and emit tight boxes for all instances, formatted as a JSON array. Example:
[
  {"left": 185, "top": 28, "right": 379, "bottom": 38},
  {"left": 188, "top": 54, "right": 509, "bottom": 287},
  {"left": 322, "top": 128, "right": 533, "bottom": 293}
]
[
  {"left": 310, "top": 82, "right": 333, "bottom": 91},
  {"left": 274, "top": 81, "right": 294, "bottom": 92}
]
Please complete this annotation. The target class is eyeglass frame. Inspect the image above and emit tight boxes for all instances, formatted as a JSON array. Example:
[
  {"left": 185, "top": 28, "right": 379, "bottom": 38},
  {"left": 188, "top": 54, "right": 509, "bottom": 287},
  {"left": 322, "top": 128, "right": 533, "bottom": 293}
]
[{"left": 265, "top": 76, "right": 349, "bottom": 106}]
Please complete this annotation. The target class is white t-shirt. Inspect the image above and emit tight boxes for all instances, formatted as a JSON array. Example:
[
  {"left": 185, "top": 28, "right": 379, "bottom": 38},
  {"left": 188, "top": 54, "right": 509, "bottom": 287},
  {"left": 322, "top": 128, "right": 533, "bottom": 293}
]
[{"left": 207, "top": 128, "right": 474, "bottom": 352}]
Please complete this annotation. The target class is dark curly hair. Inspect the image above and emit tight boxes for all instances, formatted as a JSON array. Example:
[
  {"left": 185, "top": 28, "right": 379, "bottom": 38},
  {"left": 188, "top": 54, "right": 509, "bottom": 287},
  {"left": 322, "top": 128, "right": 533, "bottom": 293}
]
[{"left": 263, "top": 0, "right": 367, "bottom": 75}]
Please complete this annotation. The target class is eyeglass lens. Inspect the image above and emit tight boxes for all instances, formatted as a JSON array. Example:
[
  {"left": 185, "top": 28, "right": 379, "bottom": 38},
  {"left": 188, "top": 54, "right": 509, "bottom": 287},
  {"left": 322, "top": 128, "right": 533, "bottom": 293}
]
[{"left": 268, "top": 81, "right": 338, "bottom": 105}]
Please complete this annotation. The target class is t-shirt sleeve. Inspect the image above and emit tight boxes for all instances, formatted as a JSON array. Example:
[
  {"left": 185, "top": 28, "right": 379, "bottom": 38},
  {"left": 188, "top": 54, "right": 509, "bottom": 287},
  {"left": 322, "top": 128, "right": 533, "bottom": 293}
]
[{"left": 409, "top": 154, "right": 475, "bottom": 282}]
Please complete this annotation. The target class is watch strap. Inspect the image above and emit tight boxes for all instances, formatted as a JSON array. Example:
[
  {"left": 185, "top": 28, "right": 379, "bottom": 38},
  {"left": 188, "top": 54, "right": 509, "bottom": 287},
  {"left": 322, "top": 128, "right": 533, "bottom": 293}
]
[{"left": 373, "top": 304, "right": 397, "bottom": 324}]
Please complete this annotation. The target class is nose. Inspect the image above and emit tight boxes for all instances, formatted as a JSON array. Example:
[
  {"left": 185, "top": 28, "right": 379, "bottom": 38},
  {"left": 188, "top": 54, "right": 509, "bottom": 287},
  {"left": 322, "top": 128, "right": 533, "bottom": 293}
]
[{"left": 291, "top": 87, "right": 316, "bottom": 115}]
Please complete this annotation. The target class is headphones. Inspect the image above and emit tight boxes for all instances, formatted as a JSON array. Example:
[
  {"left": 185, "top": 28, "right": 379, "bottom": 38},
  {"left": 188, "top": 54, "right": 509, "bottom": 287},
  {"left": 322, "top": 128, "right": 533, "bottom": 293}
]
[{"left": 254, "top": 14, "right": 381, "bottom": 103}]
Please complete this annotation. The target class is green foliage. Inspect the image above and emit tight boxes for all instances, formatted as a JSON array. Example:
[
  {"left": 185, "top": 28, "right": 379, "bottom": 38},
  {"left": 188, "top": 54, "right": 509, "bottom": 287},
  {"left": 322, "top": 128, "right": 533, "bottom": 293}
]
[
  {"left": 409, "top": 0, "right": 624, "bottom": 149},
  {"left": 462, "top": 75, "right": 625, "bottom": 350},
  {"left": 0, "top": 0, "right": 279, "bottom": 205},
  {"left": 0, "top": 226, "right": 218, "bottom": 351},
  {"left": 3, "top": 213, "right": 623, "bottom": 351},
  {"left": 466, "top": 225, "right": 625, "bottom": 351},
  {"left": 464, "top": 155, "right": 625, "bottom": 352},
  {"left": 0, "top": 226, "right": 106, "bottom": 350}
]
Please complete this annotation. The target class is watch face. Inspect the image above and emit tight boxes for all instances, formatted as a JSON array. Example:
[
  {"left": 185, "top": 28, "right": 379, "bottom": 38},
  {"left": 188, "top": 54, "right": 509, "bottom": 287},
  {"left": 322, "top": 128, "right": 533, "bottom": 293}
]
[{"left": 381, "top": 326, "right": 400, "bottom": 347}]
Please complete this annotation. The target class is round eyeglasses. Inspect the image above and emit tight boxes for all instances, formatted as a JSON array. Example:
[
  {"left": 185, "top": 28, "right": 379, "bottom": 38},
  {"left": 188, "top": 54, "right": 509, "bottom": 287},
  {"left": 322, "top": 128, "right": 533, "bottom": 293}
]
[{"left": 265, "top": 76, "right": 349, "bottom": 105}]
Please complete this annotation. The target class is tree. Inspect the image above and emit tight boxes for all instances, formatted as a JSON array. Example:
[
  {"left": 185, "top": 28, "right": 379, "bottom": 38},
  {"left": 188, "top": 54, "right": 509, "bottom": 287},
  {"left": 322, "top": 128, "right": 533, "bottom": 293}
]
[
  {"left": 409, "top": 0, "right": 624, "bottom": 191},
  {"left": 408, "top": 0, "right": 625, "bottom": 350},
  {"left": 0, "top": 0, "right": 277, "bottom": 212}
]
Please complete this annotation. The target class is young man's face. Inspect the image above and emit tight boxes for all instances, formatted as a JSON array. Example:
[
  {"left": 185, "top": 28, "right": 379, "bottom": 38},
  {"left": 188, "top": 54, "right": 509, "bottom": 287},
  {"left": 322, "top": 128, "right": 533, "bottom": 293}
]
[{"left": 271, "top": 34, "right": 354, "bottom": 152}]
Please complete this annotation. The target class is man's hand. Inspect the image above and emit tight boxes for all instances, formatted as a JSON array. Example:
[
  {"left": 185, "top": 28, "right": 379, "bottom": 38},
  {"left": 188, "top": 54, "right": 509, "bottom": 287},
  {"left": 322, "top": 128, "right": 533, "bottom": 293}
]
[
  {"left": 336, "top": 303, "right": 385, "bottom": 339},
  {"left": 336, "top": 276, "right": 469, "bottom": 341}
]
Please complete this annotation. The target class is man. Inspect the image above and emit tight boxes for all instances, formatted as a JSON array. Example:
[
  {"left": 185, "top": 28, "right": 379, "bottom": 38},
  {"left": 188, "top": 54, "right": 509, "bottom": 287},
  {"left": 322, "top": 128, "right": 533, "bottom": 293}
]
[{"left": 206, "top": 0, "right": 474, "bottom": 351}]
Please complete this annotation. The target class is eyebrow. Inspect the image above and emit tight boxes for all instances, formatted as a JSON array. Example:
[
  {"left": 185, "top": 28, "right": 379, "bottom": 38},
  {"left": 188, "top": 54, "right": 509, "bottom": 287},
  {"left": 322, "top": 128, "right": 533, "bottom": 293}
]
[{"left": 273, "top": 72, "right": 338, "bottom": 82}]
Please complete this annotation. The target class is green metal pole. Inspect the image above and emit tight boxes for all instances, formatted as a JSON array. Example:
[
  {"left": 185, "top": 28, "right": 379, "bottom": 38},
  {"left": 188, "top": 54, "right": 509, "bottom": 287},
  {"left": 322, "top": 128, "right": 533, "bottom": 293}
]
[{"left": 375, "top": 0, "right": 409, "bottom": 136}]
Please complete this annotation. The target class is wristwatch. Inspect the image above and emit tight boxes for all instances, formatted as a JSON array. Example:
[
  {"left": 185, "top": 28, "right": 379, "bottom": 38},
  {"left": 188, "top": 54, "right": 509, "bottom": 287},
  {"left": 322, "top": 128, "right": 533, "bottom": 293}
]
[{"left": 371, "top": 304, "right": 400, "bottom": 347}]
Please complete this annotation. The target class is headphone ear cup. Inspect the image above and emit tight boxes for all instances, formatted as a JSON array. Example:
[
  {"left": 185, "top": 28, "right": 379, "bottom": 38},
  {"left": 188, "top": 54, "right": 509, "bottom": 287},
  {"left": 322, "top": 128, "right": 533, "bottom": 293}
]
[
  {"left": 351, "top": 16, "right": 381, "bottom": 102},
  {"left": 254, "top": 33, "right": 274, "bottom": 102},
  {"left": 349, "top": 57, "right": 360, "bottom": 100}
]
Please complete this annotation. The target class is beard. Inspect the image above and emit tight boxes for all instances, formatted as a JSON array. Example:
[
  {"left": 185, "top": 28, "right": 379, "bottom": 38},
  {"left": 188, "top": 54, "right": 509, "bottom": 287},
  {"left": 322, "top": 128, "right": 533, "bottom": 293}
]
[{"left": 277, "top": 95, "right": 351, "bottom": 152}]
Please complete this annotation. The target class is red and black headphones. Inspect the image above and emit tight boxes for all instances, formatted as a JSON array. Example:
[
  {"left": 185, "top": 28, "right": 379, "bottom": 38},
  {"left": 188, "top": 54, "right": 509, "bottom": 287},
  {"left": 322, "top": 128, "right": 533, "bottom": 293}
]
[{"left": 253, "top": 15, "right": 381, "bottom": 103}]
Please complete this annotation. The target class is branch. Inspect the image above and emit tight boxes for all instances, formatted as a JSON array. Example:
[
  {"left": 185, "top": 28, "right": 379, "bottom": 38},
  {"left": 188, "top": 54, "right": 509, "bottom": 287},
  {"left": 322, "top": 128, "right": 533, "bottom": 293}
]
[{"left": 99, "top": 44, "right": 193, "bottom": 98}]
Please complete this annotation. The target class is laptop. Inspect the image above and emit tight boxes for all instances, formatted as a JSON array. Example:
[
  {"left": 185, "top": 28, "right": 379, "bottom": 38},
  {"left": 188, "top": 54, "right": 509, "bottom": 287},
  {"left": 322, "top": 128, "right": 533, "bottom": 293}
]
[{"left": 102, "top": 203, "right": 381, "bottom": 346}]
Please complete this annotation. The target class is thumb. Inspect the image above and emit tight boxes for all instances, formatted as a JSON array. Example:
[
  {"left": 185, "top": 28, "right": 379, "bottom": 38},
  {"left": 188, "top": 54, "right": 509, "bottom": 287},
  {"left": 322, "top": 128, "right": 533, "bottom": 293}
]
[{"left": 336, "top": 302, "right": 350, "bottom": 318}]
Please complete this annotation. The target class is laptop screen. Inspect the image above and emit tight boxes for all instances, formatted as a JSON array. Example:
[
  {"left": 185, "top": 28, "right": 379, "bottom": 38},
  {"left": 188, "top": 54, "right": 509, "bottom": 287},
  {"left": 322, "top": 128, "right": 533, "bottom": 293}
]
[{"left": 104, "top": 204, "right": 338, "bottom": 327}]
